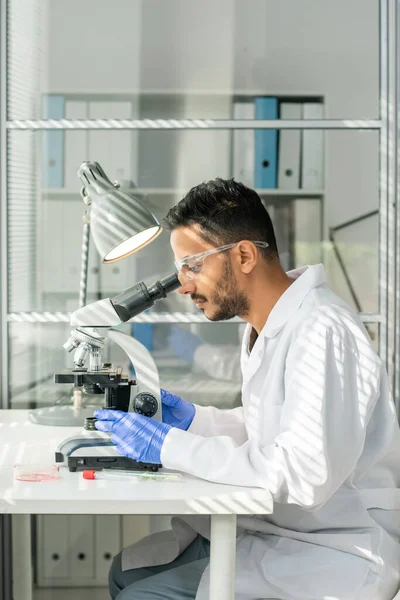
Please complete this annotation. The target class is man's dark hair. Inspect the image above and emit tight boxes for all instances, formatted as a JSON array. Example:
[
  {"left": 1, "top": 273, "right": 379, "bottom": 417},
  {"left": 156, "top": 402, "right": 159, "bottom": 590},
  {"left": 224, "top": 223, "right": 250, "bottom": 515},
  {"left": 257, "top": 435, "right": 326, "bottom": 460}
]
[{"left": 163, "top": 178, "right": 278, "bottom": 261}]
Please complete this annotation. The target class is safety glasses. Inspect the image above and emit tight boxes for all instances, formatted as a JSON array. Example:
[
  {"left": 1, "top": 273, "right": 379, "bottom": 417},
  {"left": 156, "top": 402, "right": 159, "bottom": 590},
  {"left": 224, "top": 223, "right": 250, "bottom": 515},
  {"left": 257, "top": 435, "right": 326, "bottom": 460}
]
[{"left": 174, "top": 241, "right": 269, "bottom": 280}]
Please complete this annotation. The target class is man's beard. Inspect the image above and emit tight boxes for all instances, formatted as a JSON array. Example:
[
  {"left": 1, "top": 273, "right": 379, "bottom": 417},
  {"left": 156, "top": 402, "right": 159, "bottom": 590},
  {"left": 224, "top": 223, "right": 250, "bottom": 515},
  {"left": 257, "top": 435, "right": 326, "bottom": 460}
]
[{"left": 209, "top": 258, "right": 250, "bottom": 321}]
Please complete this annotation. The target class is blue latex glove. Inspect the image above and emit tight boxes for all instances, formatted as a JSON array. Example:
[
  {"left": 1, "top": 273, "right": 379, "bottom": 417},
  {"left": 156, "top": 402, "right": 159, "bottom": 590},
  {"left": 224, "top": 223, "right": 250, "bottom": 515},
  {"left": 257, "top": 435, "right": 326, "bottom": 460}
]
[
  {"left": 161, "top": 388, "right": 195, "bottom": 431},
  {"left": 169, "top": 326, "right": 203, "bottom": 362},
  {"left": 94, "top": 409, "right": 171, "bottom": 464}
]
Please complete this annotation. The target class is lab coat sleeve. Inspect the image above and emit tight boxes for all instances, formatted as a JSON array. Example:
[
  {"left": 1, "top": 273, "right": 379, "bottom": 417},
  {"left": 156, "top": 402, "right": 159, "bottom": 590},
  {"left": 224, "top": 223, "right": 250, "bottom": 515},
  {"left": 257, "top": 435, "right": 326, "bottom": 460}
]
[
  {"left": 161, "top": 315, "right": 381, "bottom": 509},
  {"left": 193, "top": 344, "right": 242, "bottom": 382},
  {"left": 188, "top": 405, "right": 248, "bottom": 445}
]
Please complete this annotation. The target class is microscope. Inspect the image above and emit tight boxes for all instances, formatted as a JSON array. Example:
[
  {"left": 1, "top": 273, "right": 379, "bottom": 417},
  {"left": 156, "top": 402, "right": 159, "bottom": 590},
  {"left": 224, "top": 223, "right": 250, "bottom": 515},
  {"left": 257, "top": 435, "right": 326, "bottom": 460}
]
[{"left": 54, "top": 271, "right": 180, "bottom": 472}]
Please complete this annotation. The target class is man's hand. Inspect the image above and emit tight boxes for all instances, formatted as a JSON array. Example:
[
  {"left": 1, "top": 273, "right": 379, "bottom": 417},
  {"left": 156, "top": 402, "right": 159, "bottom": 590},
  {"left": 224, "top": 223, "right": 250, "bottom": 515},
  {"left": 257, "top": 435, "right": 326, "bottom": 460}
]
[
  {"left": 94, "top": 409, "right": 171, "bottom": 464},
  {"left": 161, "top": 389, "right": 195, "bottom": 431}
]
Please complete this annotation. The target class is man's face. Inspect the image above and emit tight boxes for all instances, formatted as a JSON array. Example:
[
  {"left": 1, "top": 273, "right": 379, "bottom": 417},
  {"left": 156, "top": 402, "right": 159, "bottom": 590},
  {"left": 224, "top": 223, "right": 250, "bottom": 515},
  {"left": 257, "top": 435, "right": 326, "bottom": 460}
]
[{"left": 171, "top": 226, "right": 250, "bottom": 321}]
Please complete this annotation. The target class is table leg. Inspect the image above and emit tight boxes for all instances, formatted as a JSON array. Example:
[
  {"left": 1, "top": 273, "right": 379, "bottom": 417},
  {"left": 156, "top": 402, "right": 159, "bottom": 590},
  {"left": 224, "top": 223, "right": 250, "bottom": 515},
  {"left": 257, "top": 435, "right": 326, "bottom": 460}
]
[
  {"left": 0, "top": 515, "right": 12, "bottom": 600},
  {"left": 209, "top": 514, "right": 237, "bottom": 600},
  {"left": 12, "top": 515, "right": 32, "bottom": 600}
]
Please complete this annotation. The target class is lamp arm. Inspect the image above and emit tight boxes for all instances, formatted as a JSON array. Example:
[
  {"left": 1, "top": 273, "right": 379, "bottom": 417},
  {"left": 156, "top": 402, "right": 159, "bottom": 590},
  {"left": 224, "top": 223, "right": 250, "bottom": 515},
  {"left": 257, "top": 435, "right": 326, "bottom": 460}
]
[
  {"left": 329, "top": 228, "right": 363, "bottom": 313},
  {"left": 79, "top": 217, "right": 91, "bottom": 309},
  {"left": 328, "top": 209, "right": 379, "bottom": 341},
  {"left": 328, "top": 209, "right": 379, "bottom": 313}
]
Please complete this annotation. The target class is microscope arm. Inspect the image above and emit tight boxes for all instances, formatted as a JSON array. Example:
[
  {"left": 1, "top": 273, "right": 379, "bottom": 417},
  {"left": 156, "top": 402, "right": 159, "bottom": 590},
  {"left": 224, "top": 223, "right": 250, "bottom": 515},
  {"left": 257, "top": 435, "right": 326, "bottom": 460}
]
[
  {"left": 107, "top": 329, "right": 162, "bottom": 421},
  {"left": 56, "top": 432, "right": 114, "bottom": 458}
]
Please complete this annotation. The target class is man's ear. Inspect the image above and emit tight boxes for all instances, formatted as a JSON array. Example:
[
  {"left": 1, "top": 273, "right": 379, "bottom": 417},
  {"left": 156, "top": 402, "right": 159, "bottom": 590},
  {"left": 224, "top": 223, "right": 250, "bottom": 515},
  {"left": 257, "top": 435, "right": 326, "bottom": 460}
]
[{"left": 234, "top": 241, "right": 258, "bottom": 274}]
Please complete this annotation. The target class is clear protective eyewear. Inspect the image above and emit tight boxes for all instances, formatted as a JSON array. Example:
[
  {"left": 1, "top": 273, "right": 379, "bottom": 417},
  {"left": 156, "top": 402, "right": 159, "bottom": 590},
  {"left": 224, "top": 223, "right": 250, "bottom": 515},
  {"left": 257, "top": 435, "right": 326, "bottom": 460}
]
[{"left": 174, "top": 241, "right": 269, "bottom": 280}]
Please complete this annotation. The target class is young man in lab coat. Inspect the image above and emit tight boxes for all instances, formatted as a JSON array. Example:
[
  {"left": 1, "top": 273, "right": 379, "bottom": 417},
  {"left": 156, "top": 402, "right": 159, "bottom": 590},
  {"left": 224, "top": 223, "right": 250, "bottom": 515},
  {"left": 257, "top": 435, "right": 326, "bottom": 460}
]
[{"left": 95, "top": 178, "right": 400, "bottom": 600}]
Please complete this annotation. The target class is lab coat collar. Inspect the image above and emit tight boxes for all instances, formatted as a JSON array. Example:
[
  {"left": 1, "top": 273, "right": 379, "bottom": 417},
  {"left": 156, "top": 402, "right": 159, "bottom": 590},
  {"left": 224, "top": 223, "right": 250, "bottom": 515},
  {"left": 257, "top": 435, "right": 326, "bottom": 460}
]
[
  {"left": 242, "top": 263, "right": 325, "bottom": 357},
  {"left": 241, "top": 264, "right": 326, "bottom": 384},
  {"left": 261, "top": 263, "right": 326, "bottom": 339}
]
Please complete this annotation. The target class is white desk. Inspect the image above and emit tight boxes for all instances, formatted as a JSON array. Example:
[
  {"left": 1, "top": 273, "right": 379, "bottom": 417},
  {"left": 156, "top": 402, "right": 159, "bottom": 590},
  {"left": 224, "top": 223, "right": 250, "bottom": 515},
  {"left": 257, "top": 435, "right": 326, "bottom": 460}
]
[{"left": 0, "top": 410, "right": 273, "bottom": 600}]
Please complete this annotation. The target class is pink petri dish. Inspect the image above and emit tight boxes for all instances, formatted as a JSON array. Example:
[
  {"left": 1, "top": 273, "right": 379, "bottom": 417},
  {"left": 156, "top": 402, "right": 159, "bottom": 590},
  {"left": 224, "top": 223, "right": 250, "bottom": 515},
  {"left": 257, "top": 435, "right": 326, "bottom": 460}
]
[{"left": 14, "top": 464, "right": 60, "bottom": 482}]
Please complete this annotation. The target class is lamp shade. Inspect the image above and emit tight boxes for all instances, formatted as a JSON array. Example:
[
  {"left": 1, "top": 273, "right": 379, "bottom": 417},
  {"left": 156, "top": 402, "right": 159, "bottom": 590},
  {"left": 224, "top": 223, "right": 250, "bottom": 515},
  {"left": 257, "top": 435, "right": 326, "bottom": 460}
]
[{"left": 78, "top": 161, "right": 162, "bottom": 263}]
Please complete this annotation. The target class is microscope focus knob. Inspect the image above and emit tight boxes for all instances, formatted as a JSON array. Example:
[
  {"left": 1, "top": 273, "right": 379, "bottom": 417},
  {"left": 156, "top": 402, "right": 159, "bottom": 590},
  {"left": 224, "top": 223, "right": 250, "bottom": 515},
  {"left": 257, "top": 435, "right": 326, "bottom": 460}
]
[{"left": 133, "top": 392, "right": 158, "bottom": 417}]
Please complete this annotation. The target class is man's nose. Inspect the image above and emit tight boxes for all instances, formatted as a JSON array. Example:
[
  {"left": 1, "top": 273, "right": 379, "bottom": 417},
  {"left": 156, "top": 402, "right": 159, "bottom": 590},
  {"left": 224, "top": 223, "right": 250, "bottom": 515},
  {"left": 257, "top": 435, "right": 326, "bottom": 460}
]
[{"left": 177, "top": 272, "right": 195, "bottom": 295}]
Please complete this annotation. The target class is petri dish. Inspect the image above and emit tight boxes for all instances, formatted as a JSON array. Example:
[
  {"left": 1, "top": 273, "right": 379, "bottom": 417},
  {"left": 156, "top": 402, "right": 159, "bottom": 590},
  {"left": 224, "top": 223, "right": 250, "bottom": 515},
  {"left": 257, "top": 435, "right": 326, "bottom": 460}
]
[{"left": 14, "top": 463, "right": 60, "bottom": 482}]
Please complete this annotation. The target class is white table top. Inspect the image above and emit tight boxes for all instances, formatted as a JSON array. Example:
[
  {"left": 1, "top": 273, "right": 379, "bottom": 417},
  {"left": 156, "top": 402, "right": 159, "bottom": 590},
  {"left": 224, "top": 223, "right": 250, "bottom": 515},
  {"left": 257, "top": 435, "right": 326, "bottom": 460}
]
[{"left": 0, "top": 411, "right": 273, "bottom": 516}]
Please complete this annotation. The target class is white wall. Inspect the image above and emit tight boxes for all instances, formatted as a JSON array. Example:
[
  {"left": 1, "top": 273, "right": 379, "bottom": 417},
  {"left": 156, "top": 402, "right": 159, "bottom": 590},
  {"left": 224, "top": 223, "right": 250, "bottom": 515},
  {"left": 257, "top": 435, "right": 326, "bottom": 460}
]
[{"left": 46, "top": 0, "right": 142, "bottom": 93}]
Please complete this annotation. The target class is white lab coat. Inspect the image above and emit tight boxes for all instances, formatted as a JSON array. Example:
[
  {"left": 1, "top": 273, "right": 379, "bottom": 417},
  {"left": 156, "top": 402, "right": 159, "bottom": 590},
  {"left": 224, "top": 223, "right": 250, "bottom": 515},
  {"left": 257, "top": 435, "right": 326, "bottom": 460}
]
[{"left": 122, "top": 265, "right": 400, "bottom": 600}]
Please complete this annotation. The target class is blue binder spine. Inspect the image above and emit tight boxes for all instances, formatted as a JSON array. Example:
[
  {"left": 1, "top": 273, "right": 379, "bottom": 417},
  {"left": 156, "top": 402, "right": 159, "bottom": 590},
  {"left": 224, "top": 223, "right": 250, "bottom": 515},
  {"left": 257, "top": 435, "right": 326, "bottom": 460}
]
[
  {"left": 255, "top": 97, "right": 278, "bottom": 189},
  {"left": 130, "top": 322, "right": 154, "bottom": 378}
]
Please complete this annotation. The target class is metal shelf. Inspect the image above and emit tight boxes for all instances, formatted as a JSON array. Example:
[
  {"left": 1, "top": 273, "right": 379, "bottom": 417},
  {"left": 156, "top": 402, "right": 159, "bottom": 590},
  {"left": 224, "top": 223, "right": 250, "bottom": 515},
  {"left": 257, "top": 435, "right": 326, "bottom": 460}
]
[
  {"left": 6, "top": 118, "right": 381, "bottom": 130},
  {"left": 42, "top": 188, "right": 324, "bottom": 201},
  {"left": 6, "top": 311, "right": 382, "bottom": 325}
]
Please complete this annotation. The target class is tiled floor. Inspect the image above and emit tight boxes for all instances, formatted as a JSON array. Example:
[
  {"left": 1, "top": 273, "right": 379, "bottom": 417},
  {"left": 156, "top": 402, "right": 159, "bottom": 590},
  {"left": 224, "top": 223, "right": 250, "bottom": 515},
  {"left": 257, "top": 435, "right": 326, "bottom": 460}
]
[{"left": 33, "top": 588, "right": 110, "bottom": 600}]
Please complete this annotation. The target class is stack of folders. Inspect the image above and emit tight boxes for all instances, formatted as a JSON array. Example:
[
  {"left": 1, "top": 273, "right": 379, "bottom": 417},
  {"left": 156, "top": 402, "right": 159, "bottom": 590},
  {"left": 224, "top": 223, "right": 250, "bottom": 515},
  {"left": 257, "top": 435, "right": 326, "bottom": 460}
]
[
  {"left": 232, "top": 97, "right": 323, "bottom": 270},
  {"left": 232, "top": 97, "right": 324, "bottom": 190},
  {"left": 42, "top": 95, "right": 134, "bottom": 189}
]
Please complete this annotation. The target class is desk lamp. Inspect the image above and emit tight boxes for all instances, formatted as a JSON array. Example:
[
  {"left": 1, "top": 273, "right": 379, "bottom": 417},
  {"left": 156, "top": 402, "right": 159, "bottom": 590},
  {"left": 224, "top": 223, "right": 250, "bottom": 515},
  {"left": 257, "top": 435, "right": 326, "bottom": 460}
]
[{"left": 29, "top": 162, "right": 164, "bottom": 426}]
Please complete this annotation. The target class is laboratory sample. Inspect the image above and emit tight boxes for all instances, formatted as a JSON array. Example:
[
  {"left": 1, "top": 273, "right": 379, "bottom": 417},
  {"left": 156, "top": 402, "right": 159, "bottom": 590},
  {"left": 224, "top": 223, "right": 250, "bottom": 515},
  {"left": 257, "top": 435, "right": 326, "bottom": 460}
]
[{"left": 14, "top": 463, "right": 60, "bottom": 482}]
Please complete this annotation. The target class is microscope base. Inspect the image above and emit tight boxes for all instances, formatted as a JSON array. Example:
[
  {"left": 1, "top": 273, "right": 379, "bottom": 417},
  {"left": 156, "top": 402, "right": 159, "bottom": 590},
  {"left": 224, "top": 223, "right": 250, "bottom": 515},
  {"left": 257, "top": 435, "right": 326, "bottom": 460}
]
[
  {"left": 55, "top": 433, "right": 161, "bottom": 472},
  {"left": 60, "top": 454, "right": 161, "bottom": 473}
]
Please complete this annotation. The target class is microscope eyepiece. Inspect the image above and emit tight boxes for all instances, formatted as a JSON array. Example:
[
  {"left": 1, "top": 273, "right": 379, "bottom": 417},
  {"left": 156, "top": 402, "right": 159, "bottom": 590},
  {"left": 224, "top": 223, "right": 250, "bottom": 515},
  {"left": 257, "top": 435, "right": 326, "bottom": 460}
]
[
  {"left": 111, "top": 272, "right": 180, "bottom": 323},
  {"left": 158, "top": 272, "right": 181, "bottom": 295}
]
